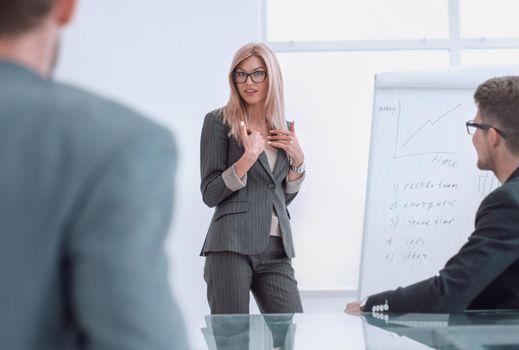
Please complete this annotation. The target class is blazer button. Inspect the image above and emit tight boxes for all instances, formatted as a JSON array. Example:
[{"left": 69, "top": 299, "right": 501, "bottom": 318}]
[{"left": 268, "top": 183, "right": 275, "bottom": 189}]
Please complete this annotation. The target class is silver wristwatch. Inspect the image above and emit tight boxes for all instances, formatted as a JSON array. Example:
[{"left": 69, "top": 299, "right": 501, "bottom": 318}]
[{"left": 289, "top": 162, "right": 305, "bottom": 174}]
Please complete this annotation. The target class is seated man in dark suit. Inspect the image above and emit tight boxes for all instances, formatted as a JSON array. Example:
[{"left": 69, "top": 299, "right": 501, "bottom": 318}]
[
  {"left": 347, "top": 75, "right": 519, "bottom": 314},
  {"left": 0, "top": 0, "right": 188, "bottom": 348}
]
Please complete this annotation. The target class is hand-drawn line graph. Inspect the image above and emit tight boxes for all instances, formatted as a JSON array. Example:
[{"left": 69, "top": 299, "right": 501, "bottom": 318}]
[{"left": 393, "top": 100, "right": 463, "bottom": 159}]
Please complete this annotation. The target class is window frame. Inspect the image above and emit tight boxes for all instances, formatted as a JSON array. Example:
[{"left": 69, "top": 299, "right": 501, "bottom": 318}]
[{"left": 261, "top": 0, "right": 519, "bottom": 66}]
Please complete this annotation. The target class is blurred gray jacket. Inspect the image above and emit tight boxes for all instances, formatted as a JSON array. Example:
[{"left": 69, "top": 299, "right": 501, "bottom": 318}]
[{"left": 0, "top": 59, "right": 188, "bottom": 349}]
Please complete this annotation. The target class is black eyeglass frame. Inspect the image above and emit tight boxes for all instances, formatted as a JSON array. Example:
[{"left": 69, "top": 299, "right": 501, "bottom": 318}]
[
  {"left": 233, "top": 70, "right": 268, "bottom": 84},
  {"left": 465, "top": 120, "right": 507, "bottom": 139}
]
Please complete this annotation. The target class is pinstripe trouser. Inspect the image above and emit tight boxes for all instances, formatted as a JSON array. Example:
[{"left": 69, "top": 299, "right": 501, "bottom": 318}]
[{"left": 204, "top": 236, "right": 303, "bottom": 314}]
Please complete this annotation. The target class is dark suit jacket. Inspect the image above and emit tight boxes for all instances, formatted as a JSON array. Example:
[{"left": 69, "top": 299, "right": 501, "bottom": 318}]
[
  {"left": 0, "top": 60, "right": 187, "bottom": 349},
  {"left": 365, "top": 167, "right": 519, "bottom": 313},
  {"left": 200, "top": 109, "right": 298, "bottom": 258}
]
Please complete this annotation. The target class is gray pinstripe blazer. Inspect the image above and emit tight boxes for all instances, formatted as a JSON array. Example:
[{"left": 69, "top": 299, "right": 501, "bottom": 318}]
[{"left": 200, "top": 109, "right": 298, "bottom": 258}]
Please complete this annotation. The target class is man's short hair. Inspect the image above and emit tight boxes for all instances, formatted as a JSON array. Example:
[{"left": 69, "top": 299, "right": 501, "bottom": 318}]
[
  {"left": 474, "top": 76, "right": 519, "bottom": 155},
  {"left": 0, "top": 0, "right": 55, "bottom": 36}
]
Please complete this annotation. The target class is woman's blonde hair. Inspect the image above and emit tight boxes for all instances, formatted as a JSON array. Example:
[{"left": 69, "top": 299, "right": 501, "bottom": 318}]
[{"left": 222, "top": 42, "right": 287, "bottom": 143}]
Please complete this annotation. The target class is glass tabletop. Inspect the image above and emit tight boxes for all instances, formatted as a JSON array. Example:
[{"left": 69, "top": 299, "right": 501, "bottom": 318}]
[{"left": 200, "top": 310, "right": 519, "bottom": 349}]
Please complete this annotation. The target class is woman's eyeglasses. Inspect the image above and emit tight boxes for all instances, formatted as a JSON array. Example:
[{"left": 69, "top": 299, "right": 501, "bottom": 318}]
[
  {"left": 465, "top": 120, "right": 507, "bottom": 139},
  {"left": 234, "top": 71, "right": 268, "bottom": 84}
]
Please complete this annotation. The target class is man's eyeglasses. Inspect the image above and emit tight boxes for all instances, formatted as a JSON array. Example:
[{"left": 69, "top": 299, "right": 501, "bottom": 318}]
[
  {"left": 465, "top": 120, "right": 507, "bottom": 138},
  {"left": 234, "top": 70, "right": 268, "bottom": 84}
]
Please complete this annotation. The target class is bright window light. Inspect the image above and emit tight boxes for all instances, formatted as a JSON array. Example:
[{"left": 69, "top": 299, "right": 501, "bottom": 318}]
[
  {"left": 460, "top": 0, "right": 519, "bottom": 38},
  {"left": 267, "top": 0, "right": 449, "bottom": 41}
]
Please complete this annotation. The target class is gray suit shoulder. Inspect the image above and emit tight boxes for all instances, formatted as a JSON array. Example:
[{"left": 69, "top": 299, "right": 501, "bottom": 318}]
[
  {"left": 203, "top": 108, "right": 231, "bottom": 138},
  {"left": 19, "top": 80, "right": 177, "bottom": 178},
  {"left": 14, "top": 78, "right": 179, "bottom": 185},
  {"left": 49, "top": 81, "right": 174, "bottom": 143},
  {"left": 204, "top": 108, "right": 225, "bottom": 124}
]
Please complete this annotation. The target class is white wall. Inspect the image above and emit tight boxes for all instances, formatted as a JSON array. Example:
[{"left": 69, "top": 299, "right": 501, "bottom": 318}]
[{"left": 56, "top": 1, "right": 261, "bottom": 348}]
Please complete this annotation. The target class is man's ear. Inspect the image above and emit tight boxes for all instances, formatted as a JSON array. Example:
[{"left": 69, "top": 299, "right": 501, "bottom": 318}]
[
  {"left": 52, "top": 0, "right": 77, "bottom": 27},
  {"left": 488, "top": 127, "right": 501, "bottom": 148}
]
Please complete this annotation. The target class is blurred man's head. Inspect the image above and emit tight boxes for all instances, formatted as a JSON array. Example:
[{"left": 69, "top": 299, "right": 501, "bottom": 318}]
[
  {"left": 0, "top": 0, "right": 77, "bottom": 75},
  {"left": 0, "top": 0, "right": 56, "bottom": 36}
]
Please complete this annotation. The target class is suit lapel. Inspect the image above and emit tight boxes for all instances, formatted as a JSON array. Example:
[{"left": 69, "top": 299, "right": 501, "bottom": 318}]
[
  {"left": 273, "top": 150, "right": 289, "bottom": 179},
  {"left": 258, "top": 152, "right": 275, "bottom": 181},
  {"left": 228, "top": 128, "right": 289, "bottom": 182}
]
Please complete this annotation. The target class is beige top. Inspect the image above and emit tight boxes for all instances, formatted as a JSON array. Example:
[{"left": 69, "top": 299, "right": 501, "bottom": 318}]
[{"left": 221, "top": 147, "right": 305, "bottom": 237}]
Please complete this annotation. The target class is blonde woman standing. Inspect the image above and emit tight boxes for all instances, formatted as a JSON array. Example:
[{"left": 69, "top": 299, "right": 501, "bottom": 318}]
[{"left": 200, "top": 43, "right": 306, "bottom": 314}]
